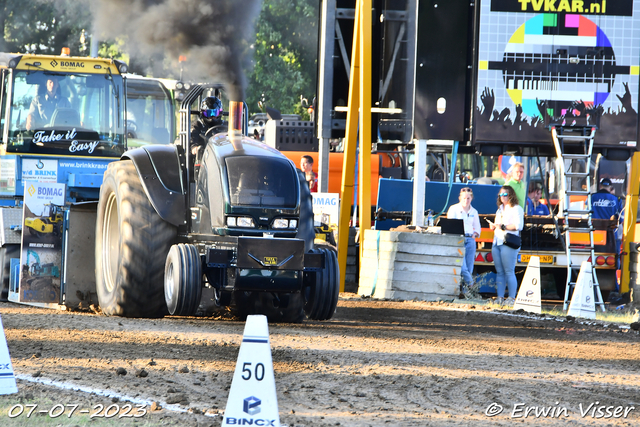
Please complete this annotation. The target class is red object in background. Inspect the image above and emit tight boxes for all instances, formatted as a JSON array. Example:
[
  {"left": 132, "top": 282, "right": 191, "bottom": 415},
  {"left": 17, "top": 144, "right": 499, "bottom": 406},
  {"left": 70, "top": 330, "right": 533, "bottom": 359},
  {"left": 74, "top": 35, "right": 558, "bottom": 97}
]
[
  {"left": 498, "top": 155, "right": 522, "bottom": 178},
  {"left": 309, "top": 173, "right": 318, "bottom": 193}
]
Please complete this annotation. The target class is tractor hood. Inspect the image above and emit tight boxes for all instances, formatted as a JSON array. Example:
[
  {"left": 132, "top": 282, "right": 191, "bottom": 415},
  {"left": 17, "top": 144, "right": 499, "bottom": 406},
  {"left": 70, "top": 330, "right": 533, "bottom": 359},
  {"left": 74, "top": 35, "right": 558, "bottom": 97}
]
[{"left": 194, "top": 133, "right": 302, "bottom": 237}]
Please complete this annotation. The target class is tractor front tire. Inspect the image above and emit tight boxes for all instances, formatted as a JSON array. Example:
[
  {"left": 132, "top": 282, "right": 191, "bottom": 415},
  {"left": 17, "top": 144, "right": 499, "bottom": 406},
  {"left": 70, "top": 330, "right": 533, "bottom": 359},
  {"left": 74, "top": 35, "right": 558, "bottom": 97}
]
[
  {"left": 321, "top": 248, "right": 340, "bottom": 320},
  {"left": 95, "top": 160, "right": 177, "bottom": 317},
  {"left": 304, "top": 247, "right": 340, "bottom": 320},
  {"left": 164, "top": 243, "right": 202, "bottom": 316}
]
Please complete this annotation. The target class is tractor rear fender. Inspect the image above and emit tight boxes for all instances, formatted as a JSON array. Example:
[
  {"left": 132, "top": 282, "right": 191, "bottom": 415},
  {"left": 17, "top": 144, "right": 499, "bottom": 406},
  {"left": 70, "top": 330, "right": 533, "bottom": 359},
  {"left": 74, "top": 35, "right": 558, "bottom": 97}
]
[
  {"left": 122, "top": 145, "right": 187, "bottom": 227},
  {"left": 296, "top": 169, "right": 315, "bottom": 252}
]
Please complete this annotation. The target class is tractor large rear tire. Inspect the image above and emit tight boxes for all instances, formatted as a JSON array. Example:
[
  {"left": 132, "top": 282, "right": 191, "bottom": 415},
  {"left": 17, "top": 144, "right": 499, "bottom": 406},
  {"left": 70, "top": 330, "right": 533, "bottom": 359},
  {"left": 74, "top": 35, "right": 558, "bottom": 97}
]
[{"left": 95, "top": 160, "right": 177, "bottom": 317}]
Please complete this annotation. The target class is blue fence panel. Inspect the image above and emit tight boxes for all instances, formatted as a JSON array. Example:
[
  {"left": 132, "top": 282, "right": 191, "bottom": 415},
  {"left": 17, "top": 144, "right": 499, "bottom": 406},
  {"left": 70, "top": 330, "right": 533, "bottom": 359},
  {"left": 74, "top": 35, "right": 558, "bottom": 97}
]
[{"left": 375, "top": 179, "right": 502, "bottom": 230}]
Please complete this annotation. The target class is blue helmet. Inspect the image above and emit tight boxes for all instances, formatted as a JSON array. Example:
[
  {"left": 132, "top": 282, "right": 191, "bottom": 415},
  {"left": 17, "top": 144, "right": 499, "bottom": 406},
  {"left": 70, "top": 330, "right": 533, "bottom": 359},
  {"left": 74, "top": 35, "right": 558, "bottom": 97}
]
[{"left": 200, "top": 96, "right": 223, "bottom": 126}]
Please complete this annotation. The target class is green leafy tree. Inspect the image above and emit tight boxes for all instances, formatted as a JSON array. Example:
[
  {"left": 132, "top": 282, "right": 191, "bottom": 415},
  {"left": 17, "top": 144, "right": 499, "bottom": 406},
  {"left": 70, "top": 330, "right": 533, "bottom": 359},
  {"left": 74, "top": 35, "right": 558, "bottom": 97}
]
[
  {"left": 246, "top": 0, "right": 318, "bottom": 117},
  {"left": 97, "top": 38, "right": 129, "bottom": 64},
  {"left": 1, "top": 0, "right": 320, "bottom": 116},
  {"left": 0, "top": 0, "right": 92, "bottom": 56}
]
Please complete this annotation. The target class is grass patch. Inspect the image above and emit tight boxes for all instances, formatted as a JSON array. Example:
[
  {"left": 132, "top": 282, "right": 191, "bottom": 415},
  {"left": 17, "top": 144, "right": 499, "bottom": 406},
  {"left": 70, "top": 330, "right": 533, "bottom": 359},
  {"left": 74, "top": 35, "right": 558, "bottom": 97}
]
[
  {"left": 541, "top": 305, "right": 638, "bottom": 324},
  {"left": 458, "top": 296, "right": 639, "bottom": 324}
]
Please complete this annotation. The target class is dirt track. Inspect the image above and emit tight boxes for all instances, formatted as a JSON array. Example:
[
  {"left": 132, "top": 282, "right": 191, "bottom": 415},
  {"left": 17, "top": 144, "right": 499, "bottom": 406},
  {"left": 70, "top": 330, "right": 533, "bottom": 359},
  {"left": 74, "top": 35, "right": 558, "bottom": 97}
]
[{"left": 0, "top": 296, "right": 639, "bottom": 426}]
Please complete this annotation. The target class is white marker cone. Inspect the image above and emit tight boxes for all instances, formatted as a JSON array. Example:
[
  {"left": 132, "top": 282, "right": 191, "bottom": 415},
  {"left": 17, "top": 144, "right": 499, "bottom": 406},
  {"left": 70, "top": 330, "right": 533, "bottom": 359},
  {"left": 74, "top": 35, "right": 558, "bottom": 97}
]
[
  {"left": 0, "top": 316, "right": 17, "bottom": 395},
  {"left": 514, "top": 256, "right": 542, "bottom": 314},
  {"left": 567, "top": 261, "right": 596, "bottom": 320},
  {"left": 223, "top": 315, "right": 281, "bottom": 426}
]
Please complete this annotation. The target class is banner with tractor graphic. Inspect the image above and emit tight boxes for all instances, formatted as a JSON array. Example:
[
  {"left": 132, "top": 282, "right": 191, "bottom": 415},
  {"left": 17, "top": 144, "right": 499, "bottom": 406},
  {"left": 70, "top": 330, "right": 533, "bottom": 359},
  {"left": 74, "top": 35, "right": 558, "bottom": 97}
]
[{"left": 20, "top": 182, "right": 65, "bottom": 303}]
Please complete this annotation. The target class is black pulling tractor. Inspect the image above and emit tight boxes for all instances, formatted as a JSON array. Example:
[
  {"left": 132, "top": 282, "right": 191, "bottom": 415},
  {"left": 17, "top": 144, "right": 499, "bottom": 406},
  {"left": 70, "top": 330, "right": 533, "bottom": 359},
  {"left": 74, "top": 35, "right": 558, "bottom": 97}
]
[{"left": 94, "top": 84, "right": 339, "bottom": 321}]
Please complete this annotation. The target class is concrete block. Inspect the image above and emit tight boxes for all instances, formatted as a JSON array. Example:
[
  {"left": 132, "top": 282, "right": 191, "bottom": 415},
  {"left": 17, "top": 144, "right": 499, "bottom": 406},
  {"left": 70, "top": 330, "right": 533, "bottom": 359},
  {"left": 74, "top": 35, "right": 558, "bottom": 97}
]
[
  {"left": 363, "top": 240, "right": 464, "bottom": 257},
  {"left": 359, "top": 271, "right": 460, "bottom": 290},
  {"left": 358, "top": 280, "right": 459, "bottom": 300},
  {"left": 362, "top": 252, "right": 463, "bottom": 268},
  {"left": 360, "top": 258, "right": 462, "bottom": 276},
  {"left": 357, "top": 229, "right": 463, "bottom": 301}
]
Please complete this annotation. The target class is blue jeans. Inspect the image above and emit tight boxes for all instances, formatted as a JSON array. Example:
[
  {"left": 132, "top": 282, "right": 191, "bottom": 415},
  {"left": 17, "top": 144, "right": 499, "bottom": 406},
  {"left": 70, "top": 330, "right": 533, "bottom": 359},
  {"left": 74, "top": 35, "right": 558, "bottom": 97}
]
[
  {"left": 492, "top": 243, "right": 519, "bottom": 298},
  {"left": 461, "top": 237, "right": 476, "bottom": 285}
]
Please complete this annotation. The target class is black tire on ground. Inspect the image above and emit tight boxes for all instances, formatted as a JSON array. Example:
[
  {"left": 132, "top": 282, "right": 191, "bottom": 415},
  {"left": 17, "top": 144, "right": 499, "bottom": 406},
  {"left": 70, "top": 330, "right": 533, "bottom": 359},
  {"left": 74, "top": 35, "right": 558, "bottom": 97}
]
[
  {"left": 251, "top": 292, "right": 305, "bottom": 323},
  {"left": 164, "top": 244, "right": 202, "bottom": 316},
  {"left": 95, "top": 160, "right": 177, "bottom": 317},
  {"left": 316, "top": 247, "right": 339, "bottom": 320},
  {"left": 305, "top": 248, "right": 338, "bottom": 321},
  {"left": 303, "top": 249, "right": 325, "bottom": 319},
  {"left": 278, "top": 292, "right": 305, "bottom": 323},
  {"left": 0, "top": 244, "right": 20, "bottom": 301},
  {"left": 232, "top": 290, "right": 256, "bottom": 320},
  {"left": 317, "top": 248, "right": 335, "bottom": 320},
  {"left": 322, "top": 249, "right": 340, "bottom": 320}
]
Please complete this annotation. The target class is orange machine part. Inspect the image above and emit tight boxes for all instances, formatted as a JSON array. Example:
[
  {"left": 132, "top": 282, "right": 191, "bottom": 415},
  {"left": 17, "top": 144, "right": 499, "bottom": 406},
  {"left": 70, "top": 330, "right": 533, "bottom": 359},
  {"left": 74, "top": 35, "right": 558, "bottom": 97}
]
[
  {"left": 477, "top": 228, "right": 607, "bottom": 245},
  {"left": 282, "top": 151, "right": 384, "bottom": 202}
]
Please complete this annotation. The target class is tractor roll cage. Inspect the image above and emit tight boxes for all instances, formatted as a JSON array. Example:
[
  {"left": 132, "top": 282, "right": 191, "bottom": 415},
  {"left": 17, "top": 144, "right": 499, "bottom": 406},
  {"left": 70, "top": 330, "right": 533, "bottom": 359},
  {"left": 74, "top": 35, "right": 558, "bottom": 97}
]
[{"left": 178, "top": 84, "right": 249, "bottom": 196}]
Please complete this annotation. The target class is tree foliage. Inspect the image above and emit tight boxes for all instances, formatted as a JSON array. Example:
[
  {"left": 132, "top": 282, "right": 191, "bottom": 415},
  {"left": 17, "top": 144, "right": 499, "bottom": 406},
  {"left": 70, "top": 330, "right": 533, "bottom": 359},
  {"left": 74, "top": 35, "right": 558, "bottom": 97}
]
[
  {"left": 245, "top": 0, "right": 318, "bottom": 116},
  {"left": 0, "top": 0, "right": 92, "bottom": 56},
  {"left": 1, "top": 0, "right": 319, "bottom": 116}
]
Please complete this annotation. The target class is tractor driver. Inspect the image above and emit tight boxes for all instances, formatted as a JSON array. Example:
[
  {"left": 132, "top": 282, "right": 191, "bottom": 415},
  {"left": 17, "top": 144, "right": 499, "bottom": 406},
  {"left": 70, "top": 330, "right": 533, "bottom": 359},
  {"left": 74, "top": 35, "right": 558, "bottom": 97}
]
[
  {"left": 26, "top": 77, "right": 72, "bottom": 130},
  {"left": 190, "top": 96, "right": 225, "bottom": 157}
]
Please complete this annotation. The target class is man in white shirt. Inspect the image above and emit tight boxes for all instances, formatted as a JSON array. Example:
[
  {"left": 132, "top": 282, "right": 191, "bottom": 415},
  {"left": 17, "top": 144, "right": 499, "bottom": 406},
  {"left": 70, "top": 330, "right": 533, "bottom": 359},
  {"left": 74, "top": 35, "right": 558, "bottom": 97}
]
[{"left": 447, "top": 187, "right": 482, "bottom": 288}]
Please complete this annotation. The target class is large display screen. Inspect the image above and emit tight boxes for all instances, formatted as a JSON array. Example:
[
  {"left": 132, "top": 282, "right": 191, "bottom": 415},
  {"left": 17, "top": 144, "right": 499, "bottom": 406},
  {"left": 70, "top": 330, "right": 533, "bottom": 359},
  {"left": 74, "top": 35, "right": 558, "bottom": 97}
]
[{"left": 475, "top": 0, "right": 639, "bottom": 150}]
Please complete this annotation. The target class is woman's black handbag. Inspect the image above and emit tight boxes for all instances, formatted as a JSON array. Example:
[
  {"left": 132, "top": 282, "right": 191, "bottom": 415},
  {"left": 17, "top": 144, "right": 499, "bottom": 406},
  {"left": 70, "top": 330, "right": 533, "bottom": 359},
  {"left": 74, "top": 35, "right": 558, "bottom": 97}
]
[{"left": 504, "top": 233, "right": 521, "bottom": 249}]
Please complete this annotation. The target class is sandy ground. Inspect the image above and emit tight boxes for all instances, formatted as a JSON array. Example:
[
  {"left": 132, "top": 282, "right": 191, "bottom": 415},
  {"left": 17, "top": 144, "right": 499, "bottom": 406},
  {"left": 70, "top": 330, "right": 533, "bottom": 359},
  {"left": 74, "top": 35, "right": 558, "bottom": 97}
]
[{"left": 0, "top": 295, "right": 638, "bottom": 426}]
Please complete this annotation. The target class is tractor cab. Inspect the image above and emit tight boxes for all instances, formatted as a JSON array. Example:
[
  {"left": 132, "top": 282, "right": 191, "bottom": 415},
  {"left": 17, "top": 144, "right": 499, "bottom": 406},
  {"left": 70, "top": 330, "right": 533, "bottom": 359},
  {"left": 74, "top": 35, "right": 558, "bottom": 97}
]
[{"left": 0, "top": 53, "right": 127, "bottom": 158}]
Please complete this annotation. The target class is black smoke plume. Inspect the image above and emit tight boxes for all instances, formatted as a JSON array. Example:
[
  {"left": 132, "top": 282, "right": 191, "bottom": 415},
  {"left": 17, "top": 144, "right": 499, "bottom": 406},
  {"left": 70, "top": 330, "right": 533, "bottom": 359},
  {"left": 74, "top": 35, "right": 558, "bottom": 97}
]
[{"left": 92, "top": 0, "right": 262, "bottom": 100}]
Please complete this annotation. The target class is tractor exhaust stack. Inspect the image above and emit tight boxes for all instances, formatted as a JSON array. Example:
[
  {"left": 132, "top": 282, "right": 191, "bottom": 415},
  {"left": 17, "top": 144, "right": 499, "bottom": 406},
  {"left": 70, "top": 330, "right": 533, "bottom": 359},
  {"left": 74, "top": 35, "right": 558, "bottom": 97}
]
[{"left": 228, "top": 100, "right": 244, "bottom": 151}]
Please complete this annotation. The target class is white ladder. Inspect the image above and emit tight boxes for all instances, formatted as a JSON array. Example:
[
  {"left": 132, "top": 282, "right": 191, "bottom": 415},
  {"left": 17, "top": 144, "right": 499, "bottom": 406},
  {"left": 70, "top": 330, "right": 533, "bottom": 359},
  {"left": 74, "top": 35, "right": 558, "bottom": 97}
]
[{"left": 550, "top": 126, "right": 605, "bottom": 312}]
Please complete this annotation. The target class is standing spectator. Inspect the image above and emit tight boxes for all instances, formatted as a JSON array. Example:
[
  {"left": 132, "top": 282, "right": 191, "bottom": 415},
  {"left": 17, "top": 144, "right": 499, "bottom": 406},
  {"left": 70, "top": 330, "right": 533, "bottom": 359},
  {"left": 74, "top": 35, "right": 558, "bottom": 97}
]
[
  {"left": 525, "top": 182, "right": 550, "bottom": 216},
  {"left": 488, "top": 186, "right": 524, "bottom": 304},
  {"left": 592, "top": 177, "right": 623, "bottom": 270},
  {"left": 300, "top": 155, "right": 317, "bottom": 193},
  {"left": 591, "top": 178, "right": 622, "bottom": 220},
  {"left": 505, "top": 162, "right": 526, "bottom": 210},
  {"left": 447, "top": 187, "right": 481, "bottom": 289}
]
